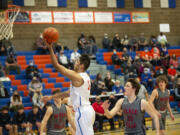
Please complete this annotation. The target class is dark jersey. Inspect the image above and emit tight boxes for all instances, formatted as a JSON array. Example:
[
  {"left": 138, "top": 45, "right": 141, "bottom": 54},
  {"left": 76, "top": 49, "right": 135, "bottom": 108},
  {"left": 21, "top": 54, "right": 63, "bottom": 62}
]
[
  {"left": 122, "top": 97, "right": 145, "bottom": 135},
  {"left": 47, "top": 104, "right": 67, "bottom": 134}
]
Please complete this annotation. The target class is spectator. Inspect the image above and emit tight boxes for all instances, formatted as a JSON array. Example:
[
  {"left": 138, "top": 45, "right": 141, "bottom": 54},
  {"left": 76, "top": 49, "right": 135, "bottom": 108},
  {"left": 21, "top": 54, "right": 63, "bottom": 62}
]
[
  {"left": 0, "top": 63, "right": 5, "bottom": 77},
  {"left": 0, "top": 106, "right": 13, "bottom": 135},
  {"left": 0, "top": 81, "right": 9, "bottom": 98},
  {"left": 112, "top": 80, "right": 124, "bottom": 94},
  {"left": 121, "top": 48, "right": 132, "bottom": 73},
  {"left": 94, "top": 81, "right": 108, "bottom": 95},
  {"left": 92, "top": 96, "right": 114, "bottom": 132},
  {"left": 111, "top": 49, "right": 121, "bottom": 65},
  {"left": 133, "top": 56, "right": 142, "bottom": 76},
  {"left": 141, "top": 67, "right": 153, "bottom": 92},
  {"left": 36, "top": 33, "right": 48, "bottom": 54},
  {"left": 13, "top": 105, "right": 28, "bottom": 134},
  {"left": 10, "top": 91, "right": 22, "bottom": 112},
  {"left": 77, "top": 32, "right": 87, "bottom": 53},
  {"left": 157, "top": 32, "right": 167, "bottom": 46},
  {"left": 136, "top": 78, "right": 149, "bottom": 100},
  {"left": 86, "top": 35, "right": 98, "bottom": 56},
  {"left": 167, "top": 65, "right": 177, "bottom": 82},
  {"left": 156, "top": 67, "right": 167, "bottom": 77},
  {"left": 28, "top": 76, "right": 43, "bottom": 98},
  {"left": 161, "top": 57, "right": 170, "bottom": 69},
  {"left": 58, "top": 50, "right": 71, "bottom": 69},
  {"left": 122, "top": 48, "right": 130, "bottom": 61},
  {"left": 174, "top": 75, "right": 180, "bottom": 101},
  {"left": 27, "top": 105, "right": 41, "bottom": 133},
  {"left": 5, "top": 54, "right": 20, "bottom": 75},
  {"left": 150, "top": 47, "right": 161, "bottom": 66},
  {"left": 32, "top": 90, "right": 44, "bottom": 109},
  {"left": 25, "top": 60, "right": 41, "bottom": 80},
  {"left": 161, "top": 45, "right": 169, "bottom": 58},
  {"left": 102, "top": 33, "right": 111, "bottom": 50},
  {"left": 124, "top": 62, "right": 138, "bottom": 81},
  {"left": 170, "top": 54, "right": 178, "bottom": 69},
  {"left": 92, "top": 73, "right": 103, "bottom": 91},
  {"left": 104, "top": 72, "right": 114, "bottom": 92},
  {"left": 53, "top": 42, "right": 62, "bottom": 54},
  {"left": 150, "top": 35, "right": 158, "bottom": 47},
  {"left": 138, "top": 33, "right": 148, "bottom": 50},
  {"left": 129, "top": 35, "right": 138, "bottom": 51},
  {"left": 121, "top": 35, "right": 129, "bottom": 50},
  {"left": 112, "top": 34, "right": 121, "bottom": 50},
  {"left": 0, "top": 38, "right": 7, "bottom": 56},
  {"left": 70, "top": 48, "right": 81, "bottom": 66},
  {"left": 150, "top": 46, "right": 160, "bottom": 55},
  {"left": 140, "top": 47, "right": 151, "bottom": 62},
  {"left": 6, "top": 41, "right": 16, "bottom": 56}
]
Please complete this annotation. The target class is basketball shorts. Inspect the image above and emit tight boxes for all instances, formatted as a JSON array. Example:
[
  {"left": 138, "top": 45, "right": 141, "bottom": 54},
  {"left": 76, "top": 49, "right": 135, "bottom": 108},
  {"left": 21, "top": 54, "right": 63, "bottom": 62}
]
[{"left": 75, "top": 105, "right": 95, "bottom": 135}]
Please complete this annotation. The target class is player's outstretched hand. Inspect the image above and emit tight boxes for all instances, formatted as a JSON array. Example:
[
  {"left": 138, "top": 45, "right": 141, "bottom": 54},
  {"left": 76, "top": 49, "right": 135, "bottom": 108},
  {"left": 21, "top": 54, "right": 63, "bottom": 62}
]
[
  {"left": 44, "top": 39, "right": 53, "bottom": 48},
  {"left": 102, "top": 100, "right": 110, "bottom": 110}
]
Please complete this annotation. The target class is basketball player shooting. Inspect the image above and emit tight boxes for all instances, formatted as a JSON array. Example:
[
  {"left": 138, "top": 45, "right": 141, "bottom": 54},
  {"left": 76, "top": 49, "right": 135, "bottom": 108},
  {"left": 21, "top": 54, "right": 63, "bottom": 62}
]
[{"left": 43, "top": 28, "right": 95, "bottom": 135}]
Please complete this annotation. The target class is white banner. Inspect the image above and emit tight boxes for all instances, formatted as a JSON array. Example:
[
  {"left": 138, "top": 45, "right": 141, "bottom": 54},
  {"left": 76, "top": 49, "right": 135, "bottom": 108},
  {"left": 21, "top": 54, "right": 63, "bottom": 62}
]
[
  {"left": 94, "top": 12, "right": 113, "bottom": 23},
  {"left": 160, "top": 24, "right": 170, "bottom": 32},
  {"left": 53, "top": 12, "right": 73, "bottom": 23},
  {"left": 31, "top": 11, "right": 52, "bottom": 23},
  {"left": 74, "top": 12, "right": 94, "bottom": 23}
]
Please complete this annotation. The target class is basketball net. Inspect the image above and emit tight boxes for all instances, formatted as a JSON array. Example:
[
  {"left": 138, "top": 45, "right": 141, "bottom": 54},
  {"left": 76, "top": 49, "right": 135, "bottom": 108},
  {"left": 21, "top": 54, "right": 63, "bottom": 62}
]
[{"left": 0, "top": 5, "right": 20, "bottom": 40}]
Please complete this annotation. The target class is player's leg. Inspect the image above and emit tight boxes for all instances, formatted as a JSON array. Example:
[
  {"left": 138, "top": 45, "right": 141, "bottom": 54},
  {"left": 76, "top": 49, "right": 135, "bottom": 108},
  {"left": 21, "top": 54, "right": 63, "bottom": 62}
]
[
  {"left": 0, "top": 126, "right": 2, "bottom": 135},
  {"left": 159, "top": 130, "right": 165, "bottom": 135},
  {"left": 13, "top": 125, "right": 18, "bottom": 135},
  {"left": 5, "top": 124, "right": 13, "bottom": 135},
  {"left": 159, "top": 116, "right": 166, "bottom": 135},
  {"left": 75, "top": 106, "right": 95, "bottom": 135}
]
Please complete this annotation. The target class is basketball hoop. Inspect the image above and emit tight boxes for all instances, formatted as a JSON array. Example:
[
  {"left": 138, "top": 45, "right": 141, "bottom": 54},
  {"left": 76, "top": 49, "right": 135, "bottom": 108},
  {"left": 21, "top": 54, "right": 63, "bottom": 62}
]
[{"left": 0, "top": 5, "right": 20, "bottom": 40}]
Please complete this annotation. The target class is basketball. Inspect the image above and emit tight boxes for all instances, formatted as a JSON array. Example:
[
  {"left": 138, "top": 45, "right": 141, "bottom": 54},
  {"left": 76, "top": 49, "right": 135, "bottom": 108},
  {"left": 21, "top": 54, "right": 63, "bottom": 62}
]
[{"left": 43, "top": 27, "right": 59, "bottom": 44}]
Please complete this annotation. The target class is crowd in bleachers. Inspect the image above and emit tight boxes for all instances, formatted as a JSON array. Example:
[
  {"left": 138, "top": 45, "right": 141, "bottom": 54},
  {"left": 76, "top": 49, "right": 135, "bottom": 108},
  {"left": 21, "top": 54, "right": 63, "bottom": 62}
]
[{"left": 0, "top": 32, "right": 180, "bottom": 134}]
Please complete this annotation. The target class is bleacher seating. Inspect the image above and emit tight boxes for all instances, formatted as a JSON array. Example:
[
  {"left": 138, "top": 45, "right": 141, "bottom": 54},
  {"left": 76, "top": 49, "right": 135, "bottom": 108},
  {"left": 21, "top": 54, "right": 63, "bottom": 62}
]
[
  {"left": 96, "top": 47, "right": 180, "bottom": 75},
  {"left": 1, "top": 46, "right": 180, "bottom": 128},
  {"left": 1, "top": 50, "right": 73, "bottom": 110}
]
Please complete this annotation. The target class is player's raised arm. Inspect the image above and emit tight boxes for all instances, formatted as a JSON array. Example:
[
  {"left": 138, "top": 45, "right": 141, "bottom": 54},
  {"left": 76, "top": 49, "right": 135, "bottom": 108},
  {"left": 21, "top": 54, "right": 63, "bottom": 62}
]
[{"left": 46, "top": 41, "right": 83, "bottom": 87}]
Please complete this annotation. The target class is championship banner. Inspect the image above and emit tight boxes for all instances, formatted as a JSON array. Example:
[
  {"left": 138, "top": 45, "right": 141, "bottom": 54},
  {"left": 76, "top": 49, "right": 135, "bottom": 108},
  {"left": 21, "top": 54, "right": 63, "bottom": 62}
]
[
  {"left": 8, "top": 11, "right": 30, "bottom": 23},
  {"left": 74, "top": 12, "right": 94, "bottom": 23},
  {"left": 94, "top": 12, "right": 113, "bottom": 23},
  {"left": 53, "top": 12, "right": 73, "bottom": 23},
  {"left": 31, "top": 11, "right": 52, "bottom": 23},
  {"left": 113, "top": 12, "right": 131, "bottom": 23},
  {"left": 131, "top": 12, "right": 150, "bottom": 23}
]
